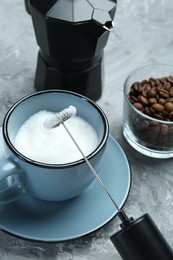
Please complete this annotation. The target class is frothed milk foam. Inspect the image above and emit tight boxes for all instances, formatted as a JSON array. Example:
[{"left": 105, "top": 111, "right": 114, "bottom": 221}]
[{"left": 14, "top": 110, "right": 98, "bottom": 164}]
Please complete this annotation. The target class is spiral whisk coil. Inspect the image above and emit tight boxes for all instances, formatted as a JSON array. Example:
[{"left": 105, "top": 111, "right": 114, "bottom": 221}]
[{"left": 43, "top": 106, "right": 77, "bottom": 129}]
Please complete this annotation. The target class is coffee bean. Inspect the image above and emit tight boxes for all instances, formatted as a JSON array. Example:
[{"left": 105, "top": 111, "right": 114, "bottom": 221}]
[
  {"left": 142, "top": 90, "right": 147, "bottom": 97},
  {"left": 142, "top": 79, "right": 148, "bottom": 85},
  {"left": 165, "top": 82, "right": 171, "bottom": 91},
  {"left": 153, "top": 114, "right": 164, "bottom": 120},
  {"left": 148, "top": 98, "right": 157, "bottom": 105},
  {"left": 138, "top": 95, "right": 148, "bottom": 106},
  {"left": 152, "top": 103, "right": 164, "bottom": 112},
  {"left": 164, "top": 102, "right": 173, "bottom": 112},
  {"left": 143, "top": 107, "right": 150, "bottom": 115},
  {"left": 129, "top": 94, "right": 138, "bottom": 103},
  {"left": 132, "top": 83, "right": 142, "bottom": 94},
  {"left": 157, "top": 84, "right": 163, "bottom": 91},
  {"left": 168, "top": 111, "right": 173, "bottom": 120},
  {"left": 160, "top": 124, "right": 169, "bottom": 135},
  {"left": 162, "top": 110, "right": 168, "bottom": 118},
  {"left": 149, "top": 77, "right": 157, "bottom": 87},
  {"left": 158, "top": 98, "right": 166, "bottom": 105},
  {"left": 167, "top": 97, "right": 173, "bottom": 102},
  {"left": 141, "top": 120, "right": 150, "bottom": 130},
  {"left": 158, "top": 89, "right": 170, "bottom": 98},
  {"left": 169, "top": 88, "right": 173, "bottom": 97},
  {"left": 149, "top": 107, "right": 156, "bottom": 115},
  {"left": 149, "top": 120, "right": 159, "bottom": 126},
  {"left": 147, "top": 89, "right": 156, "bottom": 98},
  {"left": 168, "top": 76, "right": 173, "bottom": 83},
  {"left": 155, "top": 78, "right": 161, "bottom": 86},
  {"left": 160, "top": 78, "right": 168, "bottom": 84},
  {"left": 133, "top": 102, "right": 143, "bottom": 110}
]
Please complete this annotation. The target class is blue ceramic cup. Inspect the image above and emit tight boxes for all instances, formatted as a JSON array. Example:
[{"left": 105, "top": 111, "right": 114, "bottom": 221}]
[{"left": 0, "top": 90, "right": 109, "bottom": 203}]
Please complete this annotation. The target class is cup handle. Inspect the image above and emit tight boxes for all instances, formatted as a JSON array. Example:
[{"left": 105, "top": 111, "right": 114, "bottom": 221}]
[{"left": 0, "top": 159, "right": 26, "bottom": 204}]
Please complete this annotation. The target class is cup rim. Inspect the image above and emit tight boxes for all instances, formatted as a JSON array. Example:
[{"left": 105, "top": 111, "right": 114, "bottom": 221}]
[
  {"left": 124, "top": 63, "right": 173, "bottom": 125},
  {"left": 3, "top": 90, "right": 109, "bottom": 169}
]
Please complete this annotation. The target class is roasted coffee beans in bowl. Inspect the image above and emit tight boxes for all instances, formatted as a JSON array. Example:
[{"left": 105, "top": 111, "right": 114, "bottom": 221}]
[{"left": 123, "top": 64, "right": 173, "bottom": 158}]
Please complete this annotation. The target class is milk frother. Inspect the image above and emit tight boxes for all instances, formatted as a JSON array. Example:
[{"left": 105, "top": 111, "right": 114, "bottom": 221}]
[
  {"left": 44, "top": 106, "right": 173, "bottom": 260},
  {"left": 25, "top": 0, "right": 117, "bottom": 101}
]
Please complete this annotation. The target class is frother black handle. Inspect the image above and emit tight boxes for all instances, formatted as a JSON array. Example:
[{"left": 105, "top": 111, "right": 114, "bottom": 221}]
[{"left": 110, "top": 213, "right": 173, "bottom": 260}]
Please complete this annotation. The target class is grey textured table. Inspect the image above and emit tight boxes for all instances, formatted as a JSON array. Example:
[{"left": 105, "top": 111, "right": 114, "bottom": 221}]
[{"left": 0, "top": 0, "right": 173, "bottom": 259}]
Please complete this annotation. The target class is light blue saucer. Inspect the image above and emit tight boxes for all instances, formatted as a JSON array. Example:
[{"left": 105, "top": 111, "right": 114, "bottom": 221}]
[{"left": 0, "top": 127, "right": 131, "bottom": 242}]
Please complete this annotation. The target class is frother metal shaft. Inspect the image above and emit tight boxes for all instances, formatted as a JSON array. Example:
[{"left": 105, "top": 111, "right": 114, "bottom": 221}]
[{"left": 61, "top": 122, "right": 130, "bottom": 224}]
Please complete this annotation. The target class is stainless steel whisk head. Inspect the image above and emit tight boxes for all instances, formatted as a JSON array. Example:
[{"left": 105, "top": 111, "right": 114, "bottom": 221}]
[{"left": 43, "top": 105, "right": 77, "bottom": 129}]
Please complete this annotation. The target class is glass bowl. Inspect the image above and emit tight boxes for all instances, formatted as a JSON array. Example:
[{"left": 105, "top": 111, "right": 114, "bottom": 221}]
[{"left": 123, "top": 64, "right": 173, "bottom": 158}]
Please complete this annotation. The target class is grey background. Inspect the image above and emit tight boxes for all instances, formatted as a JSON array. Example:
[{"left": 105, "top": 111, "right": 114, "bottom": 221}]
[{"left": 0, "top": 0, "right": 173, "bottom": 259}]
